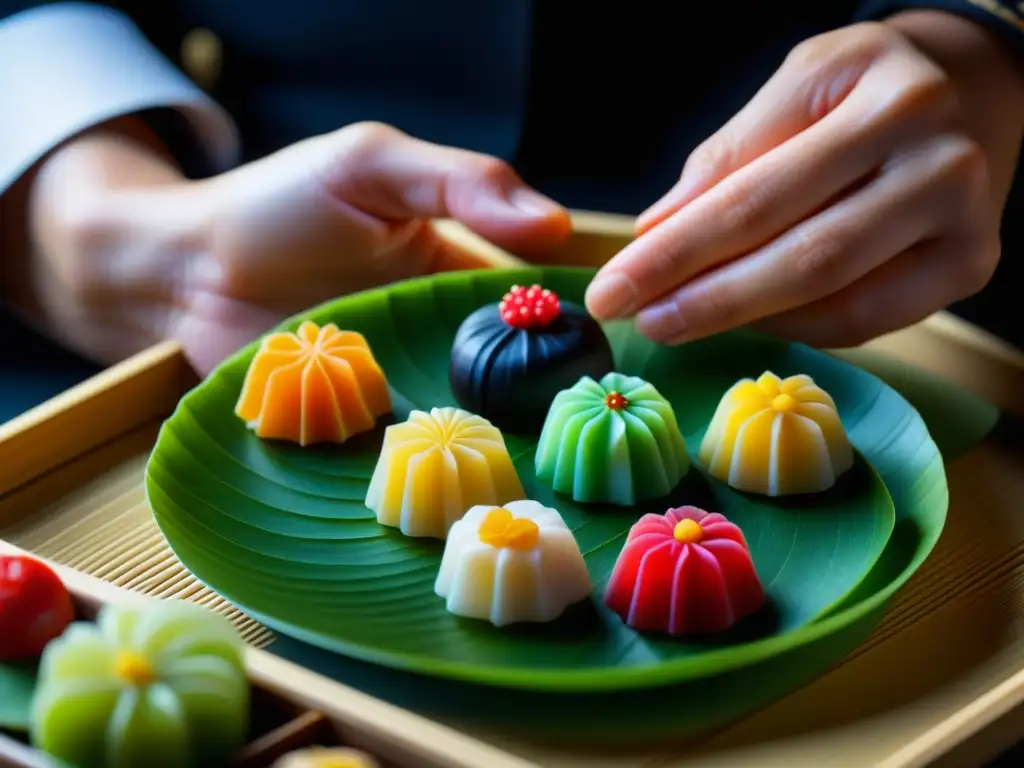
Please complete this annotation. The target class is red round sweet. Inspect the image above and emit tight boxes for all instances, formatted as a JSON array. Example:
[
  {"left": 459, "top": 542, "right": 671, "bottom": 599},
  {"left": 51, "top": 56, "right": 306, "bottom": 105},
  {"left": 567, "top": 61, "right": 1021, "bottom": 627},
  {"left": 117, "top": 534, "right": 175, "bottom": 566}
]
[
  {"left": 0, "top": 554, "right": 75, "bottom": 661},
  {"left": 604, "top": 506, "right": 764, "bottom": 635},
  {"left": 498, "top": 284, "right": 561, "bottom": 329}
]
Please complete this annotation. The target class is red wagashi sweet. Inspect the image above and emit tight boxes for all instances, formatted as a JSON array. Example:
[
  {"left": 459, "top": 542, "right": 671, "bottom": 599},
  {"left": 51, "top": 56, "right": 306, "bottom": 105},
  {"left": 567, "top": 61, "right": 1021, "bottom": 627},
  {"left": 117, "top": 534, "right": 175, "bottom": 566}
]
[
  {"left": 0, "top": 554, "right": 74, "bottom": 660},
  {"left": 604, "top": 506, "right": 764, "bottom": 635}
]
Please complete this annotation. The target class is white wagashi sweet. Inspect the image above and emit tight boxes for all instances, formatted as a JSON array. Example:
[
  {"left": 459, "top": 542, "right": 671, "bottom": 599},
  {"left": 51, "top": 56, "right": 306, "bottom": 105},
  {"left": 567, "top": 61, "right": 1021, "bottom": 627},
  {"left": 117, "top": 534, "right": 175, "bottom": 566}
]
[
  {"left": 365, "top": 407, "right": 524, "bottom": 539},
  {"left": 698, "top": 371, "right": 853, "bottom": 496},
  {"left": 434, "top": 500, "right": 592, "bottom": 627}
]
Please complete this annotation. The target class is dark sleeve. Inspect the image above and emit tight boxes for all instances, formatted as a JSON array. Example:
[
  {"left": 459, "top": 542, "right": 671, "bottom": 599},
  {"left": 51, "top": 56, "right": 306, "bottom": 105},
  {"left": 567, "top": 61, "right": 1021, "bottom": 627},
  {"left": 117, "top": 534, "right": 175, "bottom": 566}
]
[
  {"left": 855, "top": 0, "right": 1024, "bottom": 55},
  {"left": 0, "top": 2, "right": 238, "bottom": 194}
]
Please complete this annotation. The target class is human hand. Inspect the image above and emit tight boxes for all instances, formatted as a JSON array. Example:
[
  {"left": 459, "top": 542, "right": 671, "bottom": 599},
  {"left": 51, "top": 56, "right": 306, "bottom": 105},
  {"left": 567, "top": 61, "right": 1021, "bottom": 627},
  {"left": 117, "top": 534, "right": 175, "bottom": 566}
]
[
  {"left": 25, "top": 121, "right": 570, "bottom": 375},
  {"left": 585, "top": 13, "right": 1024, "bottom": 348}
]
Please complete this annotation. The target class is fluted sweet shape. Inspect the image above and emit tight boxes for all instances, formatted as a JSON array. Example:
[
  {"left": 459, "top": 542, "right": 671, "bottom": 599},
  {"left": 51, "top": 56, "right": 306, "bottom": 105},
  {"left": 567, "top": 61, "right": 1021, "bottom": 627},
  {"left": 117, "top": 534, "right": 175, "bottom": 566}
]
[
  {"left": 534, "top": 373, "right": 689, "bottom": 506},
  {"left": 235, "top": 320, "right": 392, "bottom": 446},
  {"left": 272, "top": 747, "right": 380, "bottom": 768},
  {"left": 435, "top": 500, "right": 592, "bottom": 627},
  {"left": 31, "top": 600, "right": 249, "bottom": 768},
  {"left": 365, "top": 407, "right": 525, "bottom": 539},
  {"left": 699, "top": 371, "right": 853, "bottom": 496},
  {"left": 604, "top": 506, "right": 764, "bottom": 635}
]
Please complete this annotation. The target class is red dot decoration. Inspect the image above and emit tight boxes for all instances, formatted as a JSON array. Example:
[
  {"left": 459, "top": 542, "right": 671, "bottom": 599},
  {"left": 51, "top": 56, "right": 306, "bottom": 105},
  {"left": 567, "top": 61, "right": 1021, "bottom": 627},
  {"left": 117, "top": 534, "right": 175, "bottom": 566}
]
[
  {"left": 499, "top": 284, "right": 561, "bottom": 329},
  {"left": 604, "top": 392, "right": 629, "bottom": 411}
]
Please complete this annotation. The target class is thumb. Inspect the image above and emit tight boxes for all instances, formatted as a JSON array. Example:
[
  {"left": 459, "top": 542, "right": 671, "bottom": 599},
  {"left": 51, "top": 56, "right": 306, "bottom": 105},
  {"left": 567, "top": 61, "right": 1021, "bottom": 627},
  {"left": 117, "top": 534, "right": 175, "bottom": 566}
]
[
  {"left": 312, "top": 122, "right": 571, "bottom": 252},
  {"left": 635, "top": 32, "right": 872, "bottom": 236}
]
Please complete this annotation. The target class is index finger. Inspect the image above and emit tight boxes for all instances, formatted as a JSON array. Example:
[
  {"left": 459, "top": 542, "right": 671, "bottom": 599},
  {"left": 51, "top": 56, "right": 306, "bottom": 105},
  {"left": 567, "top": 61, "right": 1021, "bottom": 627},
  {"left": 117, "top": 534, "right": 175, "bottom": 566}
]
[{"left": 585, "top": 35, "right": 951, "bottom": 321}]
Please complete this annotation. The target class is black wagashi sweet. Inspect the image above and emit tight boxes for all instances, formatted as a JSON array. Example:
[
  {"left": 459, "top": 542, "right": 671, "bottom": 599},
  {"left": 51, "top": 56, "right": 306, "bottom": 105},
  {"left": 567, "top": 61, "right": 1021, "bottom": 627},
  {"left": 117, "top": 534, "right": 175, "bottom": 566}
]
[{"left": 449, "top": 284, "right": 615, "bottom": 431}]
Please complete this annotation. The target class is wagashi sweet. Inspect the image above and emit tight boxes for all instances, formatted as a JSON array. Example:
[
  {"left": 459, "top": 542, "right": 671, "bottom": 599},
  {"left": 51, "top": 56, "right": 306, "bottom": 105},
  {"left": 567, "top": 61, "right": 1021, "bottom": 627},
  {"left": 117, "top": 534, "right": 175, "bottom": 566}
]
[
  {"left": 435, "top": 500, "right": 592, "bottom": 627},
  {"left": 699, "top": 371, "right": 853, "bottom": 496},
  {"left": 0, "top": 554, "right": 74, "bottom": 662},
  {"left": 449, "top": 284, "right": 615, "bottom": 430},
  {"left": 235, "top": 320, "right": 391, "bottom": 446},
  {"left": 31, "top": 600, "right": 249, "bottom": 768},
  {"left": 604, "top": 506, "right": 764, "bottom": 635},
  {"left": 534, "top": 372, "right": 689, "bottom": 506},
  {"left": 365, "top": 407, "right": 525, "bottom": 539},
  {"left": 272, "top": 747, "right": 380, "bottom": 768}
]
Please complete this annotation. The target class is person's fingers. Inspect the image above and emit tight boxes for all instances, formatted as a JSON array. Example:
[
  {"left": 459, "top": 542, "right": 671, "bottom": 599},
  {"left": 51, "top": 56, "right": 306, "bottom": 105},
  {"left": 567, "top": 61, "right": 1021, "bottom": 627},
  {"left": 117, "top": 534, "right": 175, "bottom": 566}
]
[
  {"left": 314, "top": 122, "right": 572, "bottom": 251},
  {"left": 635, "top": 25, "right": 946, "bottom": 236},
  {"left": 588, "top": 28, "right": 955, "bottom": 322},
  {"left": 750, "top": 233, "right": 999, "bottom": 348},
  {"left": 636, "top": 33, "right": 872, "bottom": 236},
  {"left": 630, "top": 132, "right": 988, "bottom": 344}
]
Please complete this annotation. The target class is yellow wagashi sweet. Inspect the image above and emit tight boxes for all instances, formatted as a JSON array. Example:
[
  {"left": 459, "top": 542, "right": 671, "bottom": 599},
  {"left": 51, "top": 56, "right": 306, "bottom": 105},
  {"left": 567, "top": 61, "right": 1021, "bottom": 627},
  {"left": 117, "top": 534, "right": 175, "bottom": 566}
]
[
  {"left": 235, "top": 321, "right": 391, "bottom": 446},
  {"left": 365, "top": 407, "right": 525, "bottom": 539},
  {"left": 698, "top": 371, "right": 853, "bottom": 496},
  {"left": 271, "top": 747, "right": 380, "bottom": 768},
  {"left": 435, "top": 500, "right": 592, "bottom": 627}
]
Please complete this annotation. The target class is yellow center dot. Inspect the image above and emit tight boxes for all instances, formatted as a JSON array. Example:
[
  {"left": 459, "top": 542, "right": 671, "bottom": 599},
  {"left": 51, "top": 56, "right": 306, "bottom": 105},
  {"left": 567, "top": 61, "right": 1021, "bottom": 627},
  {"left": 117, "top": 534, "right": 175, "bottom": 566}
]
[
  {"left": 478, "top": 507, "right": 540, "bottom": 551},
  {"left": 673, "top": 518, "right": 704, "bottom": 544},
  {"left": 605, "top": 391, "right": 629, "bottom": 411},
  {"left": 771, "top": 393, "right": 797, "bottom": 412},
  {"left": 114, "top": 651, "right": 156, "bottom": 687}
]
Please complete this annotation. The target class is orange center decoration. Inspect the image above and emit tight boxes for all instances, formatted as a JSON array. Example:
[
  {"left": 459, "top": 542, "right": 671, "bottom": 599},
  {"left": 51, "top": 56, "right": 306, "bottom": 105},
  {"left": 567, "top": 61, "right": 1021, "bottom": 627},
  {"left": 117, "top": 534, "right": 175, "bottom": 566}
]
[
  {"left": 234, "top": 321, "right": 392, "bottom": 446},
  {"left": 672, "top": 518, "right": 704, "bottom": 544},
  {"left": 604, "top": 391, "right": 629, "bottom": 411},
  {"left": 478, "top": 507, "right": 541, "bottom": 551},
  {"left": 115, "top": 651, "right": 157, "bottom": 687}
]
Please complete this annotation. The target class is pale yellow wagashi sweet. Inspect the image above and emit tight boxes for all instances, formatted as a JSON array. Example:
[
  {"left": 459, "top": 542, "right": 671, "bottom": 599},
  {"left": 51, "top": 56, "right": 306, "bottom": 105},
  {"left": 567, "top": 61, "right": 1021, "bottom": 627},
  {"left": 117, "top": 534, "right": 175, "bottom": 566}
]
[
  {"left": 435, "top": 500, "right": 592, "bottom": 627},
  {"left": 365, "top": 407, "right": 525, "bottom": 539},
  {"left": 698, "top": 371, "right": 854, "bottom": 496},
  {"left": 235, "top": 320, "right": 391, "bottom": 446},
  {"left": 271, "top": 747, "right": 380, "bottom": 768}
]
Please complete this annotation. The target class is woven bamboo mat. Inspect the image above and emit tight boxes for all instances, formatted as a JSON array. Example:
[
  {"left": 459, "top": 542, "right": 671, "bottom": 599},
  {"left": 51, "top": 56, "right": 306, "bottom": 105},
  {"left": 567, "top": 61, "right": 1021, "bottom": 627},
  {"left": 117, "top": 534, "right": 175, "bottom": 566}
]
[{"left": 0, "top": 422, "right": 273, "bottom": 648}]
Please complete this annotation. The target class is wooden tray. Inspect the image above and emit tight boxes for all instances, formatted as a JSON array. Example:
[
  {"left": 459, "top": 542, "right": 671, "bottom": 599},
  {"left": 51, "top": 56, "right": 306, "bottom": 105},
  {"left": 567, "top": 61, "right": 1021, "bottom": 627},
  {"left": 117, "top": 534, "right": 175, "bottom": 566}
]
[{"left": 3, "top": 213, "right": 1024, "bottom": 768}]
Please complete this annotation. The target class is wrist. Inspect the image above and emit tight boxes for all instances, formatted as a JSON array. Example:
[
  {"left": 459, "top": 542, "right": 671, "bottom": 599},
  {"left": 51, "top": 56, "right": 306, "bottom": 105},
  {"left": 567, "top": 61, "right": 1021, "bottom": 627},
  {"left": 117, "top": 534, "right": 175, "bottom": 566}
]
[{"left": 11, "top": 119, "right": 209, "bottom": 363}]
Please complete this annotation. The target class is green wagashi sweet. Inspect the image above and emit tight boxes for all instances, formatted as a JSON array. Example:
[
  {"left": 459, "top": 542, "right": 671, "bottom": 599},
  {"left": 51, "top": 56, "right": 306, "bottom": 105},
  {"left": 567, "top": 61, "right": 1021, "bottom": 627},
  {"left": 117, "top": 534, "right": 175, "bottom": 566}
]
[
  {"left": 31, "top": 599, "right": 249, "bottom": 768},
  {"left": 535, "top": 373, "right": 689, "bottom": 505}
]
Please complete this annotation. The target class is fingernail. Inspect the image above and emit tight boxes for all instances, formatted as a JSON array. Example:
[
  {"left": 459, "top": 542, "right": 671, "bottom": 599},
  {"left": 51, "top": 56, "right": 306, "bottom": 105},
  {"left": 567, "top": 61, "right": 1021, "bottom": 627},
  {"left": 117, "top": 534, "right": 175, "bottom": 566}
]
[
  {"left": 508, "top": 188, "right": 563, "bottom": 218},
  {"left": 636, "top": 300, "right": 687, "bottom": 342},
  {"left": 586, "top": 272, "right": 639, "bottom": 319}
]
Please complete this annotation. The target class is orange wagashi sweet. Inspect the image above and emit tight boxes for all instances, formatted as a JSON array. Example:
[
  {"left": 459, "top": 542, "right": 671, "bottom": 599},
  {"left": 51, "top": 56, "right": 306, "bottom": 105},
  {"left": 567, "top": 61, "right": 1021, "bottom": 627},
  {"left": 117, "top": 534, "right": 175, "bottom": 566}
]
[{"left": 235, "top": 321, "right": 391, "bottom": 446}]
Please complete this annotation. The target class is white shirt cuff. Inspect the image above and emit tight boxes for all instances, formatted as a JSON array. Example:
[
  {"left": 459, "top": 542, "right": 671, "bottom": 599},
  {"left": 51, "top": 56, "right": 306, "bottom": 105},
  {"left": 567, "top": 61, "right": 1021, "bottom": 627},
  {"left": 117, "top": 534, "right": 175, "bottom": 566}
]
[{"left": 0, "top": 2, "right": 240, "bottom": 192}]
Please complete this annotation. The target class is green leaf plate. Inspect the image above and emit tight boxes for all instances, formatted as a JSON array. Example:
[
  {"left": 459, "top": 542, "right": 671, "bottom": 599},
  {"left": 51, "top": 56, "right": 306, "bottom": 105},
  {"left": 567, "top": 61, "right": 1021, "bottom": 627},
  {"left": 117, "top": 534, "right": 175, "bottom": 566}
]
[{"left": 147, "top": 268, "right": 943, "bottom": 693}]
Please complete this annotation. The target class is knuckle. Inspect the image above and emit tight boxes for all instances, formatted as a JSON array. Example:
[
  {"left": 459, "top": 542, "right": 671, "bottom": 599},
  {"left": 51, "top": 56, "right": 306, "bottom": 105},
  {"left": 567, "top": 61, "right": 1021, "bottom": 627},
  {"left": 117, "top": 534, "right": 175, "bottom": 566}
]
[
  {"left": 471, "top": 155, "right": 514, "bottom": 185},
  {"left": 957, "top": 236, "right": 1001, "bottom": 296},
  {"left": 880, "top": 69, "right": 956, "bottom": 127},
  {"left": 682, "top": 138, "right": 729, "bottom": 182},
  {"left": 345, "top": 120, "right": 400, "bottom": 148},
  {"left": 328, "top": 121, "right": 403, "bottom": 170},
  {"left": 785, "top": 23, "right": 895, "bottom": 69},
  {"left": 717, "top": 179, "right": 775, "bottom": 236},
  {"left": 784, "top": 227, "right": 850, "bottom": 289},
  {"left": 937, "top": 137, "right": 990, "bottom": 208},
  {"left": 689, "top": 280, "right": 744, "bottom": 329}
]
